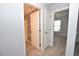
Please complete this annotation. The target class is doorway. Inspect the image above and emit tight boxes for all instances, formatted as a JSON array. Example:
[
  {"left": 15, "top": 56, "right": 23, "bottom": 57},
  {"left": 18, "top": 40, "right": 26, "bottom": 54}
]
[
  {"left": 39, "top": 8, "right": 69, "bottom": 56},
  {"left": 24, "top": 3, "right": 41, "bottom": 56},
  {"left": 53, "top": 8, "right": 69, "bottom": 55}
]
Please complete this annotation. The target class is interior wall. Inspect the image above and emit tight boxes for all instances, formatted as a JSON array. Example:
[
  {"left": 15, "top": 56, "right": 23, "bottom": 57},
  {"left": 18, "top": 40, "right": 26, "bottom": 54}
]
[
  {"left": 66, "top": 3, "right": 79, "bottom": 56},
  {"left": 0, "top": 3, "right": 26, "bottom": 56},
  {"left": 54, "top": 11, "right": 69, "bottom": 37}
]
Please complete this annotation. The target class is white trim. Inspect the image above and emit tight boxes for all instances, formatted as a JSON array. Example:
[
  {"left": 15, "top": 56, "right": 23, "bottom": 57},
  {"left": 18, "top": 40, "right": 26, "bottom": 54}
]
[{"left": 21, "top": 3, "right": 26, "bottom": 56}]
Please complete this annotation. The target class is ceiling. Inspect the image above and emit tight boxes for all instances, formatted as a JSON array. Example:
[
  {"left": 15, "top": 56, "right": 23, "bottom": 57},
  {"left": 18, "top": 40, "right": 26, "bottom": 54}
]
[{"left": 24, "top": 3, "right": 37, "bottom": 15}]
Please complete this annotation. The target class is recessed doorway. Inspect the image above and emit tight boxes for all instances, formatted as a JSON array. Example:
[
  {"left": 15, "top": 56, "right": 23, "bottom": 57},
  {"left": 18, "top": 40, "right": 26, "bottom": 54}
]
[{"left": 24, "top": 3, "right": 41, "bottom": 56}]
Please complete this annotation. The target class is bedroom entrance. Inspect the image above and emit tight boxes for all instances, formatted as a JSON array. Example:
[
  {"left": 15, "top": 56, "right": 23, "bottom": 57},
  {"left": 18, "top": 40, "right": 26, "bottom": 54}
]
[
  {"left": 24, "top": 3, "right": 41, "bottom": 56},
  {"left": 53, "top": 8, "right": 69, "bottom": 55}
]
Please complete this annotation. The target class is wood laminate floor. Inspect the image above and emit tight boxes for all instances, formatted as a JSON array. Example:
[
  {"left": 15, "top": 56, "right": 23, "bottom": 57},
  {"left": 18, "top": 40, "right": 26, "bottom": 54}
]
[{"left": 26, "top": 35, "right": 67, "bottom": 56}]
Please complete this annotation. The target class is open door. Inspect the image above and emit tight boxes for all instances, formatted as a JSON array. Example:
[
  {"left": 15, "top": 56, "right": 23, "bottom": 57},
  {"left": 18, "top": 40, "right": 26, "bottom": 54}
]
[{"left": 30, "top": 10, "right": 40, "bottom": 49}]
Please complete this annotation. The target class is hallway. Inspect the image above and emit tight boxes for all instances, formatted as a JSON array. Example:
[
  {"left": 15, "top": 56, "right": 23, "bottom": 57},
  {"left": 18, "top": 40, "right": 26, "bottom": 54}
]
[{"left": 26, "top": 35, "right": 67, "bottom": 56}]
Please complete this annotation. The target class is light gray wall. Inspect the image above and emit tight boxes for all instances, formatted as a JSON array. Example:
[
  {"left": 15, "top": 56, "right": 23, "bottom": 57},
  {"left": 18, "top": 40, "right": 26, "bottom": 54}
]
[
  {"left": 54, "top": 11, "right": 69, "bottom": 37},
  {"left": 66, "top": 3, "right": 79, "bottom": 56},
  {"left": 0, "top": 3, "right": 26, "bottom": 56}
]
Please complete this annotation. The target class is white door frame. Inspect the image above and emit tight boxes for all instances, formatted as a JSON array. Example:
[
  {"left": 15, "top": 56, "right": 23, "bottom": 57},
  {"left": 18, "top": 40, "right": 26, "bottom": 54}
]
[{"left": 49, "top": 7, "right": 69, "bottom": 46}]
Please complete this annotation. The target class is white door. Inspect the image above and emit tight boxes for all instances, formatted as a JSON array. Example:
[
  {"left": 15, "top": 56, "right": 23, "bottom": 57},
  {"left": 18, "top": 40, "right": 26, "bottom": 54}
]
[{"left": 30, "top": 10, "right": 40, "bottom": 49}]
